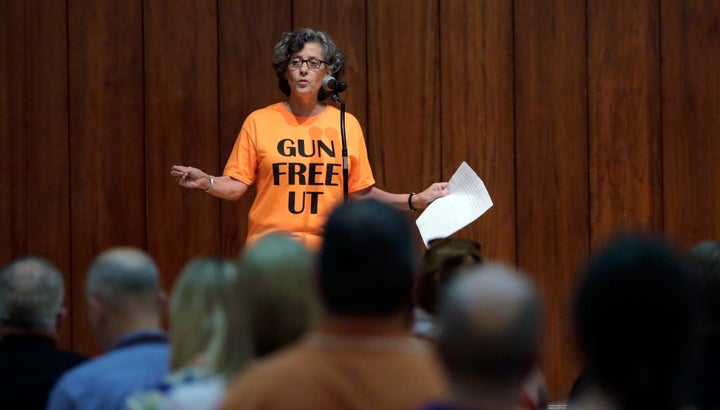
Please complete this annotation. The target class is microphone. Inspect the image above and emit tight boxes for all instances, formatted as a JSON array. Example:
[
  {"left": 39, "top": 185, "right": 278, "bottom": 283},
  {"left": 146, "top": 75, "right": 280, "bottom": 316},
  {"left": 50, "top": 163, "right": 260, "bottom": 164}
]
[{"left": 322, "top": 76, "right": 348, "bottom": 94}]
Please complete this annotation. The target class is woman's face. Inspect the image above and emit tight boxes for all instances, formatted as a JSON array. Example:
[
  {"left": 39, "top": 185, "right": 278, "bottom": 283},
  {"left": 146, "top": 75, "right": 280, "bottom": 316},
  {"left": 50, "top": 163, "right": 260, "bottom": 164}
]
[{"left": 285, "top": 42, "right": 331, "bottom": 99}]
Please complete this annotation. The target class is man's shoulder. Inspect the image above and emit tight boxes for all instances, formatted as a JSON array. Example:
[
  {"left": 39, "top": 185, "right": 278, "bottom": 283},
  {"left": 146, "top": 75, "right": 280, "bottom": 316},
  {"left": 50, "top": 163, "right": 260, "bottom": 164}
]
[
  {"left": 222, "top": 344, "right": 341, "bottom": 409},
  {"left": 226, "top": 344, "right": 321, "bottom": 392},
  {"left": 56, "top": 341, "right": 169, "bottom": 384}
]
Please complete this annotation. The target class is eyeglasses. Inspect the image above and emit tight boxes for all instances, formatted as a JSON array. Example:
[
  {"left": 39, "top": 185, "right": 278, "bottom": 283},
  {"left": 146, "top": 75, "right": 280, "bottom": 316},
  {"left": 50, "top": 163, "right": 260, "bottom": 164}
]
[{"left": 288, "top": 56, "right": 328, "bottom": 70}]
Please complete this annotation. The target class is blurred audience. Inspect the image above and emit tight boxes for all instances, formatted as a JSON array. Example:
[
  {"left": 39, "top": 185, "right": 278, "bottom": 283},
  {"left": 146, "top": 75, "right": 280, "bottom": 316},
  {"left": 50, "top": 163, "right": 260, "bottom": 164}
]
[
  {"left": 413, "top": 237, "right": 484, "bottom": 339},
  {"left": 685, "top": 240, "right": 720, "bottom": 409},
  {"left": 423, "top": 262, "right": 543, "bottom": 410},
  {"left": 126, "top": 257, "right": 250, "bottom": 410},
  {"left": 0, "top": 257, "right": 86, "bottom": 410},
  {"left": 236, "top": 232, "right": 321, "bottom": 358},
  {"left": 220, "top": 199, "right": 447, "bottom": 409},
  {"left": 569, "top": 234, "right": 699, "bottom": 410},
  {"left": 413, "top": 238, "right": 547, "bottom": 409},
  {"left": 47, "top": 247, "right": 169, "bottom": 410},
  {"left": 128, "top": 233, "right": 319, "bottom": 410}
]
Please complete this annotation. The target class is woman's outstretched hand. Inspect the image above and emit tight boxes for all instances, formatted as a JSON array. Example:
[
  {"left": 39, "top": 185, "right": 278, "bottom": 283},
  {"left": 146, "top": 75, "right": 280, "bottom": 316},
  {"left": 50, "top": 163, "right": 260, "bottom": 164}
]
[{"left": 170, "top": 165, "right": 211, "bottom": 191}]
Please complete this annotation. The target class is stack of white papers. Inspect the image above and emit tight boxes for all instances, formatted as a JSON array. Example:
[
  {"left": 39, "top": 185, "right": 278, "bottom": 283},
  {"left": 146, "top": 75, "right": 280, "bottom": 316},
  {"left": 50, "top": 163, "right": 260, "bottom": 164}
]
[{"left": 415, "top": 161, "right": 493, "bottom": 246}]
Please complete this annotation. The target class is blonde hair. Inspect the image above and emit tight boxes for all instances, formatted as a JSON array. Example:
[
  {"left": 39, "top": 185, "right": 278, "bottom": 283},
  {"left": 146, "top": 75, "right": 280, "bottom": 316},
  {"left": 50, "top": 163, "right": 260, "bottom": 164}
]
[{"left": 168, "top": 257, "right": 252, "bottom": 378}]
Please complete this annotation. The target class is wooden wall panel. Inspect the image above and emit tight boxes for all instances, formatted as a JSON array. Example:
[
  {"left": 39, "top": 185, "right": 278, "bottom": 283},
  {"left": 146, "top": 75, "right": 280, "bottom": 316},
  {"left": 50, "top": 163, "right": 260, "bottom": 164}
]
[
  {"left": 588, "top": 0, "right": 663, "bottom": 245},
  {"left": 661, "top": 0, "right": 720, "bottom": 249},
  {"left": 366, "top": 0, "right": 441, "bottom": 194},
  {"left": 25, "top": 0, "right": 72, "bottom": 349},
  {"left": 0, "top": 1, "right": 28, "bottom": 270},
  {"left": 1, "top": 0, "right": 72, "bottom": 349},
  {"left": 515, "top": 0, "right": 589, "bottom": 399},
  {"left": 218, "top": 0, "right": 291, "bottom": 257},
  {"left": 144, "top": 1, "right": 220, "bottom": 288},
  {"left": 440, "top": 0, "right": 516, "bottom": 264},
  {"left": 68, "top": 0, "right": 145, "bottom": 355}
]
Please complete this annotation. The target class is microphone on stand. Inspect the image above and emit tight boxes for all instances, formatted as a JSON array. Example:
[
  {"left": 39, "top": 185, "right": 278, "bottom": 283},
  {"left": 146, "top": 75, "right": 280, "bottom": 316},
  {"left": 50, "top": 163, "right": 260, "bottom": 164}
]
[
  {"left": 322, "top": 76, "right": 348, "bottom": 94},
  {"left": 322, "top": 76, "right": 349, "bottom": 203}
]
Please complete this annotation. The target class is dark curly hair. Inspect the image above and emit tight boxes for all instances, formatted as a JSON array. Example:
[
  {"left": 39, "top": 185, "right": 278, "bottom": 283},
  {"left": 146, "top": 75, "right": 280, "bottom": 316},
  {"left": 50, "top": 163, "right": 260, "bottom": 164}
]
[
  {"left": 272, "top": 28, "right": 346, "bottom": 102},
  {"left": 414, "top": 237, "right": 484, "bottom": 315}
]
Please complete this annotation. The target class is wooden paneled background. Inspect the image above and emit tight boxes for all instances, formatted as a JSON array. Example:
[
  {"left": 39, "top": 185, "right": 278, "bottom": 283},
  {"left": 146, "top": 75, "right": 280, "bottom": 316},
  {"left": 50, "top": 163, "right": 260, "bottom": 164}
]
[{"left": 2, "top": 0, "right": 718, "bottom": 400}]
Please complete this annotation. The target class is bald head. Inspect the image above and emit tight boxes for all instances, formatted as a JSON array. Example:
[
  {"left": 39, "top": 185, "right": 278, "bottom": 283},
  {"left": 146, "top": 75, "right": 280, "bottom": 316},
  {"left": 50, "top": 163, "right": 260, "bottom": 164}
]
[
  {"left": 436, "top": 262, "right": 542, "bottom": 383},
  {"left": 86, "top": 247, "right": 160, "bottom": 312},
  {"left": 0, "top": 257, "right": 64, "bottom": 329}
]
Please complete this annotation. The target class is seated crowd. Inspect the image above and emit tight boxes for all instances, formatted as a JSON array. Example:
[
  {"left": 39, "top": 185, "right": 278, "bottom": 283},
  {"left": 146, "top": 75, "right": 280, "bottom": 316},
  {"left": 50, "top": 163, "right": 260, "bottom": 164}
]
[{"left": 1, "top": 199, "right": 719, "bottom": 409}]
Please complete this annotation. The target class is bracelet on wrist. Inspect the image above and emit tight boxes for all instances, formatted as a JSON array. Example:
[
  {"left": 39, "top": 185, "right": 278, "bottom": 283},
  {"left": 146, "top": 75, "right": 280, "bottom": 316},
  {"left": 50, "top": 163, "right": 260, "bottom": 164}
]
[
  {"left": 204, "top": 176, "right": 214, "bottom": 192},
  {"left": 408, "top": 192, "right": 417, "bottom": 212}
]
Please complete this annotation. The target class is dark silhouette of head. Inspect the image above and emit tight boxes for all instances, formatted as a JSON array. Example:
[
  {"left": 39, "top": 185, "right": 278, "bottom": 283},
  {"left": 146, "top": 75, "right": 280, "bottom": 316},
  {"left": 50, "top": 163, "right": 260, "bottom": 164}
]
[
  {"left": 319, "top": 199, "right": 416, "bottom": 317},
  {"left": 574, "top": 233, "right": 698, "bottom": 410},
  {"left": 685, "top": 240, "right": 720, "bottom": 330},
  {"left": 414, "top": 237, "right": 484, "bottom": 315}
]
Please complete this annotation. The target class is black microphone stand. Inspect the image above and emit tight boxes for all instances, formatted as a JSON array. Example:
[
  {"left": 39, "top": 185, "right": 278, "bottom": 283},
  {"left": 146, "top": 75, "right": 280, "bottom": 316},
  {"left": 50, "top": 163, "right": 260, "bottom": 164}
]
[{"left": 331, "top": 92, "right": 349, "bottom": 203}]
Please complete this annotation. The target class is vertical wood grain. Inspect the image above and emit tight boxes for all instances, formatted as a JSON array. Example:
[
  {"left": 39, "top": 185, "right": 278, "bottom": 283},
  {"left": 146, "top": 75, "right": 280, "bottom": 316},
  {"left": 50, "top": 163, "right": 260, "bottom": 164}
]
[
  {"left": 661, "top": 0, "right": 720, "bottom": 249},
  {"left": 366, "top": 0, "right": 441, "bottom": 193},
  {"left": 217, "top": 0, "right": 291, "bottom": 258},
  {"left": 68, "top": 0, "right": 145, "bottom": 355},
  {"left": 144, "top": 0, "right": 221, "bottom": 288},
  {"left": 515, "top": 0, "right": 589, "bottom": 399},
  {"left": 24, "top": 0, "right": 72, "bottom": 350},
  {"left": 1, "top": 0, "right": 73, "bottom": 350},
  {"left": 0, "top": 1, "right": 28, "bottom": 269},
  {"left": 440, "top": 0, "right": 516, "bottom": 264},
  {"left": 588, "top": 0, "right": 663, "bottom": 245}
]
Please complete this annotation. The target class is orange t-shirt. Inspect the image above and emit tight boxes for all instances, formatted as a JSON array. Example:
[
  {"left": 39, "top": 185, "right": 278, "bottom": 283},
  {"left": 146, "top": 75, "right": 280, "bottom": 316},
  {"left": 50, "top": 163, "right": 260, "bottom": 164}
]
[
  {"left": 223, "top": 102, "right": 375, "bottom": 250},
  {"left": 220, "top": 325, "right": 447, "bottom": 410}
]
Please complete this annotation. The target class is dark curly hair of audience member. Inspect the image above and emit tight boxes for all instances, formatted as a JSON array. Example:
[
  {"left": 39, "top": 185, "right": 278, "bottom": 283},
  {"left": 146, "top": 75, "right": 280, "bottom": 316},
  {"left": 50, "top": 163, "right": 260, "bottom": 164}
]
[{"left": 414, "top": 237, "right": 483, "bottom": 315}]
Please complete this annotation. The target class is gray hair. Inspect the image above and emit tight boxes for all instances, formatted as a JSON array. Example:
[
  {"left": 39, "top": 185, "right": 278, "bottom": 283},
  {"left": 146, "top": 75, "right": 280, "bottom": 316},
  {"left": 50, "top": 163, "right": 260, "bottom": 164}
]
[
  {"left": 0, "top": 256, "right": 64, "bottom": 329},
  {"left": 272, "top": 28, "right": 346, "bottom": 101},
  {"left": 86, "top": 247, "right": 160, "bottom": 311}
]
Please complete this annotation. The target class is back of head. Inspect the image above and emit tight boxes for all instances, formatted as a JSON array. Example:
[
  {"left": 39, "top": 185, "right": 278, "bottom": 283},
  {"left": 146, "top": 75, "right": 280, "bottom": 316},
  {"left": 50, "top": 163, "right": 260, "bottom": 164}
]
[
  {"left": 319, "top": 199, "right": 416, "bottom": 317},
  {"left": 169, "top": 257, "right": 251, "bottom": 378},
  {"left": 238, "top": 232, "right": 319, "bottom": 356},
  {"left": 0, "top": 257, "right": 64, "bottom": 330},
  {"left": 685, "top": 240, "right": 720, "bottom": 329},
  {"left": 574, "top": 233, "right": 698, "bottom": 409},
  {"left": 415, "top": 237, "right": 484, "bottom": 315},
  {"left": 86, "top": 247, "right": 160, "bottom": 313},
  {"left": 436, "top": 262, "right": 542, "bottom": 387}
]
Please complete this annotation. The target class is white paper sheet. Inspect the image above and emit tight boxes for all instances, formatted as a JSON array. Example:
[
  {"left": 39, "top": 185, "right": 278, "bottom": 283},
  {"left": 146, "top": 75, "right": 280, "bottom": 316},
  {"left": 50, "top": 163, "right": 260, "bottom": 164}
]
[{"left": 415, "top": 161, "right": 493, "bottom": 246}]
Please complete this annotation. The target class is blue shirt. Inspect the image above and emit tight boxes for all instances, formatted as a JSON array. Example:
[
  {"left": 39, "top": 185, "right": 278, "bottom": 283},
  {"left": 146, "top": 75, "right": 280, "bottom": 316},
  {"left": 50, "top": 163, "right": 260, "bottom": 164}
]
[{"left": 47, "top": 330, "right": 170, "bottom": 410}]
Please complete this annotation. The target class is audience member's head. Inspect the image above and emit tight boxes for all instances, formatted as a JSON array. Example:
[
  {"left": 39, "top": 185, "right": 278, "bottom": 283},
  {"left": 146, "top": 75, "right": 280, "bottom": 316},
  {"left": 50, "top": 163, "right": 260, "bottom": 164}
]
[
  {"left": 319, "top": 199, "right": 416, "bottom": 317},
  {"left": 685, "top": 240, "right": 720, "bottom": 331},
  {"left": 573, "top": 233, "right": 698, "bottom": 409},
  {"left": 435, "top": 262, "right": 542, "bottom": 408},
  {"left": 237, "top": 232, "right": 319, "bottom": 356},
  {"left": 169, "top": 257, "right": 251, "bottom": 378},
  {"left": 0, "top": 257, "right": 86, "bottom": 410},
  {"left": 85, "top": 247, "right": 163, "bottom": 349},
  {"left": 0, "top": 257, "right": 64, "bottom": 331},
  {"left": 415, "top": 237, "right": 484, "bottom": 315}
]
